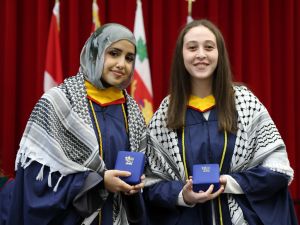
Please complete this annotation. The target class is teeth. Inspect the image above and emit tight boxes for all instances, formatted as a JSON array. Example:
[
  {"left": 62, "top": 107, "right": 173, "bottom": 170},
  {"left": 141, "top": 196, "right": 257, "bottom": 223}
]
[{"left": 196, "top": 64, "right": 207, "bottom": 69}]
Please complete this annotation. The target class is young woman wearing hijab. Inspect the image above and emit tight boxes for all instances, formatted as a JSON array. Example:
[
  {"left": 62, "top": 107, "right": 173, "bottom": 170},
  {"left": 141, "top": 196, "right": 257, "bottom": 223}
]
[
  {"left": 143, "top": 19, "right": 298, "bottom": 225},
  {"left": 0, "top": 23, "right": 147, "bottom": 225}
]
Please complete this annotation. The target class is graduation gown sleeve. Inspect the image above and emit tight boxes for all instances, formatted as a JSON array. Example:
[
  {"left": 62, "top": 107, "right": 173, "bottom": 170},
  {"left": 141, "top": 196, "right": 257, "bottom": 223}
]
[
  {"left": 231, "top": 166, "right": 298, "bottom": 225},
  {"left": 4, "top": 161, "right": 104, "bottom": 225}
]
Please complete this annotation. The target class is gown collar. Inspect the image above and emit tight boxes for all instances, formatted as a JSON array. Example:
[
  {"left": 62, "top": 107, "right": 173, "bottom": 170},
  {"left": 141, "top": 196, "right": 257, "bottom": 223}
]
[
  {"left": 187, "top": 95, "right": 215, "bottom": 112},
  {"left": 85, "top": 80, "right": 125, "bottom": 106}
]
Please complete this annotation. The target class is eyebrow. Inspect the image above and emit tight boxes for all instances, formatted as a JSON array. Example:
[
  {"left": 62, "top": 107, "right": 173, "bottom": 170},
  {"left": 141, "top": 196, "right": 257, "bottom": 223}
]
[
  {"left": 107, "top": 47, "right": 121, "bottom": 51},
  {"left": 204, "top": 40, "right": 216, "bottom": 45},
  {"left": 186, "top": 40, "right": 216, "bottom": 44}
]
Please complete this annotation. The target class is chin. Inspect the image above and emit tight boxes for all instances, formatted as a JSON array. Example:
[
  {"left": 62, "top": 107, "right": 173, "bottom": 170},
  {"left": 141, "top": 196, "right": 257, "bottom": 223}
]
[
  {"left": 109, "top": 80, "right": 124, "bottom": 87},
  {"left": 193, "top": 73, "right": 211, "bottom": 78}
]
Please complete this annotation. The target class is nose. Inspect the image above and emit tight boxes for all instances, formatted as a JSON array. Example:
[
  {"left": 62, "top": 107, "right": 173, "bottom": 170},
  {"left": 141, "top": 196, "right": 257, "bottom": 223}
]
[
  {"left": 196, "top": 48, "right": 206, "bottom": 59},
  {"left": 116, "top": 57, "right": 125, "bottom": 69}
]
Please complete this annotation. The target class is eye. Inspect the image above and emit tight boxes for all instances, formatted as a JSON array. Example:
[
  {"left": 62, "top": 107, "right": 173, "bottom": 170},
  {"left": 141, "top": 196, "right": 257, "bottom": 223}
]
[
  {"left": 205, "top": 45, "right": 215, "bottom": 51},
  {"left": 126, "top": 54, "right": 135, "bottom": 63},
  {"left": 108, "top": 49, "right": 121, "bottom": 57},
  {"left": 186, "top": 43, "right": 198, "bottom": 51},
  {"left": 188, "top": 45, "right": 198, "bottom": 51}
]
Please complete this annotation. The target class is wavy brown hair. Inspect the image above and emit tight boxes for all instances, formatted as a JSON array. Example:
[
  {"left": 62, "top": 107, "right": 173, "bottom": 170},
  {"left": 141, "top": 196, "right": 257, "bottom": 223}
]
[{"left": 167, "top": 19, "right": 237, "bottom": 133}]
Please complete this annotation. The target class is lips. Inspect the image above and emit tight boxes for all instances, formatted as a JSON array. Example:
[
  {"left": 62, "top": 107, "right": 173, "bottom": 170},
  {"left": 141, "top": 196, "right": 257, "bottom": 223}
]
[
  {"left": 111, "top": 70, "right": 125, "bottom": 77},
  {"left": 194, "top": 62, "right": 209, "bottom": 70}
]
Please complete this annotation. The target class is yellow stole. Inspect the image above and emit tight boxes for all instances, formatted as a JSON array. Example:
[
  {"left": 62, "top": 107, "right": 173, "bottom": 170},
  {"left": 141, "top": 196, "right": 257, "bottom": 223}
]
[
  {"left": 187, "top": 95, "right": 215, "bottom": 112},
  {"left": 85, "top": 80, "right": 125, "bottom": 106}
]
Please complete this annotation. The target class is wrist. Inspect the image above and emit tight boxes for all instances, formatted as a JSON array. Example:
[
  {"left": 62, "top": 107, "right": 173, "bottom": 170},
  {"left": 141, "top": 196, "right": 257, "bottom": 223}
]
[
  {"left": 182, "top": 190, "right": 193, "bottom": 205},
  {"left": 102, "top": 169, "right": 108, "bottom": 189}
]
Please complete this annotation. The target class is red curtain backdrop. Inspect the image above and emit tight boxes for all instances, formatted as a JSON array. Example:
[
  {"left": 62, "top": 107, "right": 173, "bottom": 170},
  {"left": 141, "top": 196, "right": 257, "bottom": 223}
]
[{"left": 1, "top": 0, "right": 299, "bottom": 217}]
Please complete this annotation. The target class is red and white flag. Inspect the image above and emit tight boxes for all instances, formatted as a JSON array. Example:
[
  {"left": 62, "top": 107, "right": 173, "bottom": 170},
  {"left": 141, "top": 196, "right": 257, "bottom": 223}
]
[
  {"left": 43, "top": 0, "right": 63, "bottom": 92},
  {"left": 92, "top": 0, "right": 101, "bottom": 32},
  {"left": 131, "top": 0, "right": 153, "bottom": 124}
]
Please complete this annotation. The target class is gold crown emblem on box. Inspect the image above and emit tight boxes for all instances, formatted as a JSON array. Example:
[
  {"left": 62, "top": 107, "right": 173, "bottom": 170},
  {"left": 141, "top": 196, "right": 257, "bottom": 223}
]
[
  {"left": 201, "top": 166, "right": 211, "bottom": 173},
  {"left": 125, "top": 155, "right": 134, "bottom": 165}
]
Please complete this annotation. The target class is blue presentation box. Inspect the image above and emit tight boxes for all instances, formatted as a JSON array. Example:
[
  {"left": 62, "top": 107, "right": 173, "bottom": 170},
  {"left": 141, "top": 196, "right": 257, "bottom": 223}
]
[
  {"left": 114, "top": 151, "right": 146, "bottom": 185},
  {"left": 192, "top": 164, "right": 220, "bottom": 192}
]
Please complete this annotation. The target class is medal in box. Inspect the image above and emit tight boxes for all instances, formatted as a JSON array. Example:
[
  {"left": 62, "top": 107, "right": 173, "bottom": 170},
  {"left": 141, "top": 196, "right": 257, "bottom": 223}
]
[
  {"left": 114, "top": 151, "right": 146, "bottom": 185},
  {"left": 192, "top": 164, "right": 220, "bottom": 192}
]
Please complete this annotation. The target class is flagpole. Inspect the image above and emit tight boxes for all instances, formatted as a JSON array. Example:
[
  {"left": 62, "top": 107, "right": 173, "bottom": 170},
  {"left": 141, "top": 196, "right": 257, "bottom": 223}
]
[
  {"left": 187, "top": 0, "right": 195, "bottom": 16},
  {"left": 92, "top": 0, "right": 101, "bottom": 31},
  {"left": 54, "top": 0, "right": 60, "bottom": 31},
  {"left": 186, "top": 0, "right": 195, "bottom": 23}
]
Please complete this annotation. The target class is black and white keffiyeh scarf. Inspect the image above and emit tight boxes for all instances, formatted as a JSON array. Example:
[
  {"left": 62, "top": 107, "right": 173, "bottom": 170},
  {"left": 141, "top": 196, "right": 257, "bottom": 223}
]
[
  {"left": 145, "top": 85, "right": 293, "bottom": 225},
  {"left": 15, "top": 72, "right": 147, "bottom": 225}
]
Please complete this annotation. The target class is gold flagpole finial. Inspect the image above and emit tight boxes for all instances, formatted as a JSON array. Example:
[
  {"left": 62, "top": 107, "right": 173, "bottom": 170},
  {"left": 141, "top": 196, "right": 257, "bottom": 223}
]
[{"left": 186, "top": 0, "right": 195, "bottom": 16}]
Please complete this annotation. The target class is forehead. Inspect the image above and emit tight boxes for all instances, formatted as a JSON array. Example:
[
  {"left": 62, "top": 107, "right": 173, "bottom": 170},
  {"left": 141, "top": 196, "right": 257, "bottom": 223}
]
[
  {"left": 108, "top": 40, "right": 135, "bottom": 54},
  {"left": 184, "top": 25, "right": 216, "bottom": 44}
]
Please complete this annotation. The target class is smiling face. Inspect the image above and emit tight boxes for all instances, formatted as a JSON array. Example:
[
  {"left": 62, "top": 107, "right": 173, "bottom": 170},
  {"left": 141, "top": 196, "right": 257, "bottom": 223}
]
[
  {"left": 182, "top": 25, "right": 218, "bottom": 83},
  {"left": 101, "top": 40, "right": 135, "bottom": 87}
]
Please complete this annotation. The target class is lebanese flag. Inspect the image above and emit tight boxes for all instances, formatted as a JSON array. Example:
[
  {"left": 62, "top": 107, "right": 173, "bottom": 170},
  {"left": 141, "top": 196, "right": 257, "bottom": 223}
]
[
  {"left": 91, "top": 0, "right": 101, "bottom": 32},
  {"left": 131, "top": 0, "right": 153, "bottom": 124},
  {"left": 43, "top": 0, "right": 63, "bottom": 92}
]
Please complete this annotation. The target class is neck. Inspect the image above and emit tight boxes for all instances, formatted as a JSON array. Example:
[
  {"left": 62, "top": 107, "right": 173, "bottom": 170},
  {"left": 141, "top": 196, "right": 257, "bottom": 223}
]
[{"left": 190, "top": 78, "right": 213, "bottom": 98}]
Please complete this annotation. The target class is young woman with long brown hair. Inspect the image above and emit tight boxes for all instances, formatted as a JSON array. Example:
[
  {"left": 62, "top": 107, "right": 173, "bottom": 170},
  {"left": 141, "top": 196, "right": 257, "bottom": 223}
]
[{"left": 143, "top": 19, "right": 297, "bottom": 225}]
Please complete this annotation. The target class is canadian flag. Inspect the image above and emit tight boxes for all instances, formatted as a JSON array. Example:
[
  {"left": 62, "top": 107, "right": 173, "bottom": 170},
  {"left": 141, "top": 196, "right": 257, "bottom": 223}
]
[
  {"left": 43, "top": 0, "right": 63, "bottom": 92},
  {"left": 131, "top": 0, "right": 153, "bottom": 124}
]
